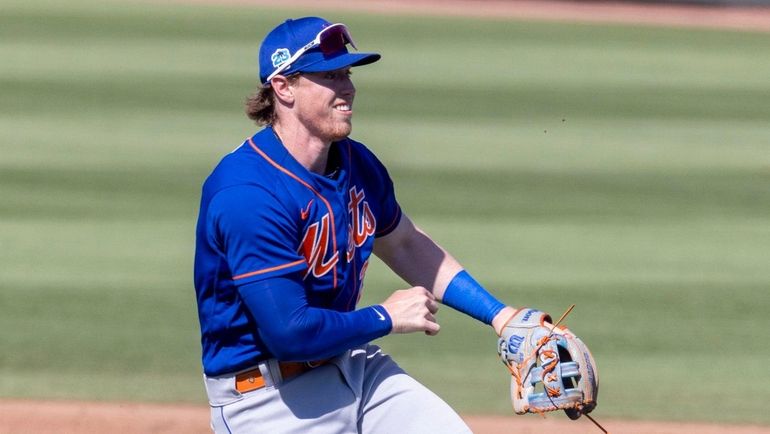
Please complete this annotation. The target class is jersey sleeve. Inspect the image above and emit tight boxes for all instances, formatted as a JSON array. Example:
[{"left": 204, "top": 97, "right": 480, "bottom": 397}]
[
  {"left": 207, "top": 184, "right": 306, "bottom": 286},
  {"left": 356, "top": 144, "right": 402, "bottom": 238},
  {"left": 238, "top": 275, "right": 393, "bottom": 361}
]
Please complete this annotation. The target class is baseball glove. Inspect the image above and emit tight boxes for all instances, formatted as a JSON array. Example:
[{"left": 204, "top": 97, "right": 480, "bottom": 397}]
[{"left": 497, "top": 307, "right": 598, "bottom": 419}]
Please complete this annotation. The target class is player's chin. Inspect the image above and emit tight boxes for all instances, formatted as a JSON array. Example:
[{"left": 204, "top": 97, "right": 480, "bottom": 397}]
[{"left": 328, "top": 121, "right": 352, "bottom": 141}]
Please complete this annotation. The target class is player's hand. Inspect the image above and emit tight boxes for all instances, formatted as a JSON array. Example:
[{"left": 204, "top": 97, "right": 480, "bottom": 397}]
[{"left": 381, "top": 286, "right": 440, "bottom": 336}]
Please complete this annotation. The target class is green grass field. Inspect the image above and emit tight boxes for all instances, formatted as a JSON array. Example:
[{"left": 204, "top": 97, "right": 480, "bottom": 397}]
[{"left": 2, "top": 0, "right": 770, "bottom": 425}]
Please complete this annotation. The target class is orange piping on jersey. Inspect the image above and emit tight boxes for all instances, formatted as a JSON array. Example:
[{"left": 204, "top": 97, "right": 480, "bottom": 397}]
[
  {"left": 233, "top": 259, "right": 306, "bottom": 280},
  {"left": 248, "top": 137, "right": 338, "bottom": 287},
  {"left": 376, "top": 206, "right": 402, "bottom": 236},
  {"left": 345, "top": 139, "right": 400, "bottom": 238}
]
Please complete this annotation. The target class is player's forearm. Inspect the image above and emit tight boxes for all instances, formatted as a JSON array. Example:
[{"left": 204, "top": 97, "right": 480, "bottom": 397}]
[
  {"left": 374, "top": 214, "right": 510, "bottom": 329},
  {"left": 384, "top": 236, "right": 461, "bottom": 300},
  {"left": 374, "top": 215, "right": 462, "bottom": 300},
  {"left": 441, "top": 270, "right": 506, "bottom": 326},
  {"left": 260, "top": 304, "right": 392, "bottom": 361},
  {"left": 237, "top": 277, "right": 392, "bottom": 361}
]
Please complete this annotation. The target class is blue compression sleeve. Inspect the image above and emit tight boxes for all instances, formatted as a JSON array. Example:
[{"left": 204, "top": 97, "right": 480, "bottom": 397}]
[
  {"left": 441, "top": 270, "right": 505, "bottom": 325},
  {"left": 238, "top": 276, "right": 392, "bottom": 361}
]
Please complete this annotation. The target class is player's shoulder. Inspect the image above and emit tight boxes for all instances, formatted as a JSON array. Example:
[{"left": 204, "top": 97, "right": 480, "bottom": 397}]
[
  {"left": 202, "top": 131, "right": 277, "bottom": 194},
  {"left": 203, "top": 166, "right": 290, "bottom": 223},
  {"left": 203, "top": 149, "right": 260, "bottom": 194},
  {"left": 343, "top": 137, "right": 386, "bottom": 168}
]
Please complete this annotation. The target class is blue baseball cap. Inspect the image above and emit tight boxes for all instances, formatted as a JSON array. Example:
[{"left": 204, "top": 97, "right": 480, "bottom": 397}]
[{"left": 258, "top": 17, "right": 381, "bottom": 85}]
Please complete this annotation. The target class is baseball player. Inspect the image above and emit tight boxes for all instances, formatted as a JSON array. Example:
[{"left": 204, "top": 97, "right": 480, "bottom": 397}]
[{"left": 194, "top": 16, "right": 597, "bottom": 434}]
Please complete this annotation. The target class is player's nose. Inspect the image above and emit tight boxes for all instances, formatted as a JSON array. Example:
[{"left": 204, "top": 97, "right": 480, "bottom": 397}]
[{"left": 339, "top": 75, "right": 355, "bottom": 97}]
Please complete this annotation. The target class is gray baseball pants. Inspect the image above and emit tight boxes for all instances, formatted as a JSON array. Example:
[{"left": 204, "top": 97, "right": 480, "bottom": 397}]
[{"left": 204, "top": 344, "right": 472, "bottom": 434}]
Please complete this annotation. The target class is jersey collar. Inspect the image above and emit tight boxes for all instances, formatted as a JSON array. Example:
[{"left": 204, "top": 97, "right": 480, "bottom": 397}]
[{"left": 249, "top": 126, "right": 349, "bottom": 191}]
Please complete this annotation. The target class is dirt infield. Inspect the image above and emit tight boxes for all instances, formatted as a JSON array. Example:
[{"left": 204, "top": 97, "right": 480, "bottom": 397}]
[
  {"left": 2, "top": 399, "right": 770, "bottom": 434},
  {"left": 176, "top": 0, "right": 770, "bottom": 32}
]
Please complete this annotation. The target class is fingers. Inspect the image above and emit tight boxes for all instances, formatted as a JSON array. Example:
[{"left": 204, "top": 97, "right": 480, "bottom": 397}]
[
  {"left": 424, "top": 311, "right": 440, "bottom": 336},
  {"left": 424, "top": 319, "right": 440, "bottom": 336},
  {"left": 416, "top": 286, "right": 439, "bottom": 312},
  {"left": 422, "top": 292, "right": 440, "bottom": 335},
  {"left": 426, "top": 298, "right": 439, "bottom": 314},
  {"left": 381, "top": 286, "right": 441, "bottom": 335}
]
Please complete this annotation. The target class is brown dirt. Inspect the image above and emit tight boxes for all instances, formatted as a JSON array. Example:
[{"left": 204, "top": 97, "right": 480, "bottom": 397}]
[
  {"left": 2, "top": 399, "right": 770, "bottom": 434},
  {"left": 0, "top": 400, "right": 209, "bottom": 434},
  {"left": 8, "top": 1, "right": 769, "bottom": 433},
  {"left": 174, "top": 0, "right": 770, "bottom": 33}
]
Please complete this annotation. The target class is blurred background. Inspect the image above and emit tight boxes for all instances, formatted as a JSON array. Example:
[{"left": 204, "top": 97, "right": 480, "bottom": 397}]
[
  {"left": 634, "top": 1, "right": 770, "bottom": 4},
  {"left": 1, "top": 0, "right": 769, "bottom": 429}
]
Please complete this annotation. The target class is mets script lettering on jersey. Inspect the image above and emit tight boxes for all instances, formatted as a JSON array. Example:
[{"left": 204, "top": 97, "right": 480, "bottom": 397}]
[
  {"left": 298, "top": 186, "right": 377, "bottom": 279},
  {"left": 347, "top": 186, "right": 376, "bottom": 262},
  {"left": 300, "top": 213, "right": 339, "bottom": 278}
]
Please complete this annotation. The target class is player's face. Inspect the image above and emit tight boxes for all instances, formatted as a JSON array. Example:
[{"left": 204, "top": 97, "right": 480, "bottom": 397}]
[{"left": 293, "top": 67, "right": 356, "bottom": 143}]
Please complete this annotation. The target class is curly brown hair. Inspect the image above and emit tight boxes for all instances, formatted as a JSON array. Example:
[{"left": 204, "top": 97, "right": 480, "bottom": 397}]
[
  {"left": 245, "top": 86, "right": 276, "bottom": 126},
  {"left": 244, "top": 75, "right": 300, "bottom": 126}
]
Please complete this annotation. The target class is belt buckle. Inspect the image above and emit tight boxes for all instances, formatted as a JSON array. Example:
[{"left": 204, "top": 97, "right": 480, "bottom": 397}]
[
  {"left": 235, "top": 368, "right": 265, "bottom": 393},
  {"left": 306, "top": 359, "right": 324, "bottom": 368}
]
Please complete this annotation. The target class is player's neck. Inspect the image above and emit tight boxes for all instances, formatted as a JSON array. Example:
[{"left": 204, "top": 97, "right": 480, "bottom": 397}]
[{"left": 273, "top": 122, "right": 331, "bottom": 175}]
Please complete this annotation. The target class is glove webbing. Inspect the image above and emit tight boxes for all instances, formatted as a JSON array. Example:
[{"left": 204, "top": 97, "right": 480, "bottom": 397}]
[
  {"left": 503, "top": 305, "right": 576, "bottom": 411},
  {"left": 503, "top": 334, "right": 559, "bottom": 402}
]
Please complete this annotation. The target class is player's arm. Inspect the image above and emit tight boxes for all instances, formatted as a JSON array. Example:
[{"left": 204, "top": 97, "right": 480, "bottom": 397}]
[
  {"left": 374, "top": 213, "right": 516, "bottom": 334},
  {"left": 373, "top": 214, "right": 460, "bottom": 299},
  {"left": 211, "top": 185, "right": 393, "bottom": 361},
  {"left": 238, "top": 275, "right": 393, "bottom": 361}
]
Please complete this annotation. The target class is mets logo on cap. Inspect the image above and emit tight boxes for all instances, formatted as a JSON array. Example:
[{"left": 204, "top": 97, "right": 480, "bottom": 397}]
[{"left": 271, "top": 48, "right": 290, "bottom": 68}]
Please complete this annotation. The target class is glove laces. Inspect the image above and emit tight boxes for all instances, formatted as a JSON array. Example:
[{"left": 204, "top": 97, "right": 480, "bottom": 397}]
[{"left": 502, "top": 304, "right": 610, "bottom": 433}]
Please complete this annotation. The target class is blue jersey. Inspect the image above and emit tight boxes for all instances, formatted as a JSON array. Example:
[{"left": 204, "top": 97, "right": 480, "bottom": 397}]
[{"left": 194, "top": 127, "right": 402, "bottom": 376}]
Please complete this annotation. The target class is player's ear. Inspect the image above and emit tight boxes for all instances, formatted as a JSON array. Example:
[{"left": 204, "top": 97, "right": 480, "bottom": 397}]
[{"left": 271, "top": 75, "right": 296, "bottom": 105}]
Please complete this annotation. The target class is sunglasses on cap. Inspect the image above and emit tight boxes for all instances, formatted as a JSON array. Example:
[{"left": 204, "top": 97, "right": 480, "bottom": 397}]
[{"left": 266, "top": 23, "right": 357, "bottom": 83}]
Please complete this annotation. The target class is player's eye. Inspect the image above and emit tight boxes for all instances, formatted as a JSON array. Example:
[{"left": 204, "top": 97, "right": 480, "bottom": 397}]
[{"left": 324, "top": 69, "right": 352, "bottom": 80}]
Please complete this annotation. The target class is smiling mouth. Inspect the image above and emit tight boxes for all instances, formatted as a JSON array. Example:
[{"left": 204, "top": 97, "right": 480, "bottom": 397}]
[{"left": 334, "top": 103, "right": 352, "bottom": 112}]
